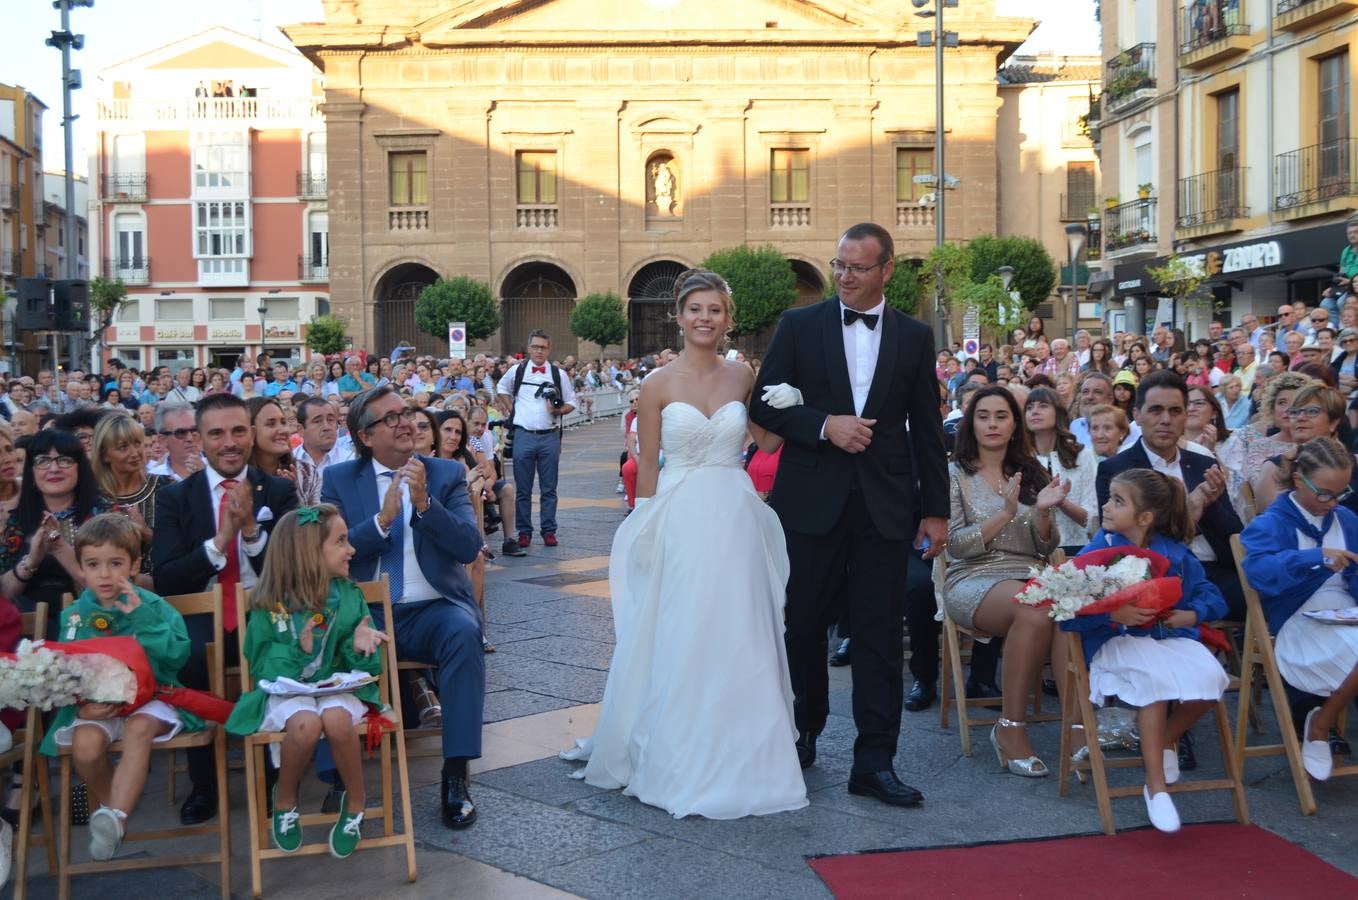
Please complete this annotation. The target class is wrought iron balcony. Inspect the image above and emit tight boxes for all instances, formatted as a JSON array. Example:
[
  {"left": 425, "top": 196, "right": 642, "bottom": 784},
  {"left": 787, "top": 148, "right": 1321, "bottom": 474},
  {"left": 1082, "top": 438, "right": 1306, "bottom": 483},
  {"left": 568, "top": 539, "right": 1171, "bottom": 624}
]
[
  {"left": 105, "top": 256, "right": 150, "bottom": 285},
  {"left": 100, "top": 173, "right": 148, "bottom": 202},
  {"left": 299, "top": 254, "right": 329, "bottom": 282},
  {"left": 1103, "top": 197, "right": 1157, "bottom": 253},
  {"left": 1180, "top": 1, "right": 1250, "bottom": 66},
  {"left": 1176, "top": 167, "right": 1249, "bottom": 229},
  {"left": 1274, "top": 139, "right": 1358, "bottom": 213},
  {"left": 297, "top": 171, "right": 327, "bottom": 199},
  {"left": 0, "top": 185, "right": 16, "bottom": 212},
  {"left": 1276, "top": 0, "right": 1358, "bottom": 32},
  {"left": 1104, "top": 43, "right": 1156, "bottom": 112},
  {"left": 1086, "top": 215, "right": 1102, "bottom": 261}
]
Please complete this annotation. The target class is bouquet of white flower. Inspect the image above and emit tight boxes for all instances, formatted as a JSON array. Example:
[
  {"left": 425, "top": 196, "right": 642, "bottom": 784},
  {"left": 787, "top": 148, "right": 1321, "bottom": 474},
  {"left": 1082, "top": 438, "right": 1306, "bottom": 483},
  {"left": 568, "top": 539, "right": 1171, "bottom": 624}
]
[
  {"left": 0, "top": 639, "right": 138, "bottom": 711},
  {"left": 1015, "top": 546, "right": 1181, "bottom": 622}
]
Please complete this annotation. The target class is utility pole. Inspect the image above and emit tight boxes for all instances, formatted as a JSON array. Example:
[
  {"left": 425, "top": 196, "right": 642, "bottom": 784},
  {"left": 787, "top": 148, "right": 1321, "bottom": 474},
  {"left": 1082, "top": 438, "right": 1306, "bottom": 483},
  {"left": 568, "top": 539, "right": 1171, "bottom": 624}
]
[{"left": 915, "top": 0, "right": 958, "bottom": 347}]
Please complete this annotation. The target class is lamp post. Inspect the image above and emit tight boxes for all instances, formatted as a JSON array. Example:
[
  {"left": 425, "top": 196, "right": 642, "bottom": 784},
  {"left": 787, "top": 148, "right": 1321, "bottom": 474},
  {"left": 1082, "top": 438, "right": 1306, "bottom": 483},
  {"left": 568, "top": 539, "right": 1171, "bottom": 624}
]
[
  {"left": 257, "top": 304, "right": 268, "bottom": 360},
  {"left": 1064, "top": 222, "right": 1089, "bottom": 339},
  {"left": 914, "top": 0, "right": 958, "bottom": 348}
]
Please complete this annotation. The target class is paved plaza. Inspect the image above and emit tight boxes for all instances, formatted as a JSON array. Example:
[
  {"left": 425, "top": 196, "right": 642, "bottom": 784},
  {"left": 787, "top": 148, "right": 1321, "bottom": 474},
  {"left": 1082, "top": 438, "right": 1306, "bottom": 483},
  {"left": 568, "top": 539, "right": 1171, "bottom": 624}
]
[{"left": 9, "top": 415, "right": 1358, "bottom": 898}]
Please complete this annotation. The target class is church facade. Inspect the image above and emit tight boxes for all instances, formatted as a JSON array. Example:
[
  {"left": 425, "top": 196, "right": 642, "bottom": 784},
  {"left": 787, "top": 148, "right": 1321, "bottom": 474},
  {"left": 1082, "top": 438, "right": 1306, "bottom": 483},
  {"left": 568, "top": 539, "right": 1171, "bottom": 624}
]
[{"left": 286, "top": 0, "right": 1033, "bottom": 358}]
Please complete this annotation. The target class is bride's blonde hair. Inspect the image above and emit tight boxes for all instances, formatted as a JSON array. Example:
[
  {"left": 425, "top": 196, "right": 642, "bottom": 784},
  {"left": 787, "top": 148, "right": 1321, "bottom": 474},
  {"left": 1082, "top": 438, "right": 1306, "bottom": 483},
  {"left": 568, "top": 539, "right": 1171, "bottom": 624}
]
[{"left": 672, "top": 269, "right": 735, "bottom": 343}]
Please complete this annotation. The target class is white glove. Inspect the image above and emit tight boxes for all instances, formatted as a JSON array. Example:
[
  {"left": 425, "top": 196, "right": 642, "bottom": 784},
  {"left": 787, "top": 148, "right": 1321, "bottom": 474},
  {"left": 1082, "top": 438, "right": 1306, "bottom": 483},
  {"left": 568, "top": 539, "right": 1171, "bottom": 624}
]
[{"left": 761, "top": 383, "right": 804, "bottom": 409}]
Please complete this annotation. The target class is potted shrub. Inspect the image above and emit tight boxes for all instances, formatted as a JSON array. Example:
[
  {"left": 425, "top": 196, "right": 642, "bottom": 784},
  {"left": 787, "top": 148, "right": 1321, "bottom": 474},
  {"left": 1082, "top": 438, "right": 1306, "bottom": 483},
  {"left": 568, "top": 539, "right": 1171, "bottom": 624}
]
[
  {"left": 1138, "top": 183, "right": 1153, "bottom": 199},
  {"left": 1105, "top": 196, "right": 1120, "bottom": 209}
]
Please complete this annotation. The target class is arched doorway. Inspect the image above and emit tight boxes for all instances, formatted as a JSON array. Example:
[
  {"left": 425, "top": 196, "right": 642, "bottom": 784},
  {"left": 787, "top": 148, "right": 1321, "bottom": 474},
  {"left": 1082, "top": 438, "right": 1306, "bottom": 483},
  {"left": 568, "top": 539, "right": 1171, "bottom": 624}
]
[
  {"left": 790, "top": 258, "right": 828, "bottom": 307},
  {"left": 627, "top": 260, "right": 687, "bottom": 358},
  {"left": 374, "top": 262, "right": 439, "bottom": 358},
  {"left": 500, "top": 261, "right": 577, "bottom": 359}
]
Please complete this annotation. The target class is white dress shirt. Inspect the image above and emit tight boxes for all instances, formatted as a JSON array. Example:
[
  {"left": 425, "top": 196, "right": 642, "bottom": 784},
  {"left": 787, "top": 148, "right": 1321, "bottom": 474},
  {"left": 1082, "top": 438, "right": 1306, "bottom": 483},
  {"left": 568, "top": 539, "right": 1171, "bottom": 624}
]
[
  {"left": 840, "top": 298, "right": 884, "bottom": 416},
  {"left": 371, "top": 459, "right": 441, "bottom": 604},
  {"left": 293, "top": 438, "right": 354, "bottom": 475},
  {"left": 201, "top": 465, "right": 269, "bottom": 589},
  {"left": 1140, "top": 440, "right": 1216, "bottom": 562},
  {"left": 496, "top": 362, "right": 577, "bottom": 431}
]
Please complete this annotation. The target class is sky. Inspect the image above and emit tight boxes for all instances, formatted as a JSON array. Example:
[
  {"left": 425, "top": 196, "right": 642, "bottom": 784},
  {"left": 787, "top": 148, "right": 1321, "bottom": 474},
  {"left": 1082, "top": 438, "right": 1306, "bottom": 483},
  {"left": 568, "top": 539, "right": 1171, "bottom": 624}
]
[{"left": 5, "top": 0, "right": 1098, "bottom": 178}]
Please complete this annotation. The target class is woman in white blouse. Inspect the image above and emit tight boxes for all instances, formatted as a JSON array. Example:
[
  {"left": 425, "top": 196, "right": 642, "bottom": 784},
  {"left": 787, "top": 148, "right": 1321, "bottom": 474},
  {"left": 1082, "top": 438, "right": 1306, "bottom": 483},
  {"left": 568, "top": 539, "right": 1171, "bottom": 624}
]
[{"left": 1023, "top": 386, "right": 1099, "bottom": 553}]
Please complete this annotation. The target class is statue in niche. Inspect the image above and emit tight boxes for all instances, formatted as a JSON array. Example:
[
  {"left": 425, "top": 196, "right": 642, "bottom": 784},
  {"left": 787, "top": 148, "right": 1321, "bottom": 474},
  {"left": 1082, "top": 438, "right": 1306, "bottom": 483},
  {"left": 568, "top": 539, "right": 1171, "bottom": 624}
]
[{"left": 650, "top": 158, "right": 678, "bottom": 216}]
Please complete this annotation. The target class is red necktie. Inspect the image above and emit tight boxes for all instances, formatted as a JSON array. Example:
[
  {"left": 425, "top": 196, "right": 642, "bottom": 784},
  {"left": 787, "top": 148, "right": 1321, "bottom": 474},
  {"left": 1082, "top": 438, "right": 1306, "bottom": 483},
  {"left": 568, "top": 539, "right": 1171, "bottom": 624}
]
[
  {"left": 217, "top": 478, "right": 241, "bottom": 632},
  {"left": 533, "top": 365, "right": 546, "bottom": 374}
]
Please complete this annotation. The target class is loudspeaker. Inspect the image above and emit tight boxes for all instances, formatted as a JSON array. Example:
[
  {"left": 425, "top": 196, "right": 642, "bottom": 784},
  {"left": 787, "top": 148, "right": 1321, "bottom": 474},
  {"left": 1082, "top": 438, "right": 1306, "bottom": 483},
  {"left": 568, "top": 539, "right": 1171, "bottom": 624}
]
[
  {"left": 14, "top": 277, "right": 53, "bottom": 331},
  {"left": 52, "top": 279, "right": 89, "bottom": 332}
]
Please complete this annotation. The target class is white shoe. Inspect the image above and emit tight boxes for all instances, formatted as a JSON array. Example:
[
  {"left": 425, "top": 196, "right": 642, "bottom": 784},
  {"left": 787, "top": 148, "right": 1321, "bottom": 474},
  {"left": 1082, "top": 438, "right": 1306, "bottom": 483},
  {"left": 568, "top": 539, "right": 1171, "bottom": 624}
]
[
  {"left": 1163, "top": 747, "right": 1180, "bottom": 785},
  {"left": 0, "top": 819, "right": 12, "bottom": 889},
  {"left": 615, "top": 481, "right": 625, "bottom": 494},
  {"left": 1143, "top": 785, "right": 1181, "bottom": 833},
  {"left": 1302, "top": 707, "right": 1334, "bottom": 781},
  {"left": 88, "top": 806, "right": 125, "bottom": 861}
]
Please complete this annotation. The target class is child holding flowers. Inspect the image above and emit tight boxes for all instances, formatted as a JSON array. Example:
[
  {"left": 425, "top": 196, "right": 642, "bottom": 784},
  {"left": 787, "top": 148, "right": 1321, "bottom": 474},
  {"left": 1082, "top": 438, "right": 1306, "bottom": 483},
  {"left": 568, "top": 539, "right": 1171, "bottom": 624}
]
[
  {"left": 1063, "top": 469, "right": 1229, "bottom": 833},
  {"left": 226, "top": 505, "right": 388, "bottom": 859},
  {"left": 40, "top": 514, "right": 198, "bottom": 861}
]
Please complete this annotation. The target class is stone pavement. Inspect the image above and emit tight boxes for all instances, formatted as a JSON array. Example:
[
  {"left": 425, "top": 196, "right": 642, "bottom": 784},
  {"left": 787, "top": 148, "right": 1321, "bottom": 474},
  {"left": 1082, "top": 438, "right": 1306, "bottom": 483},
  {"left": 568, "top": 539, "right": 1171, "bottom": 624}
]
[{"left": 9, "top": 414, "right": 1358, "bottom": 898}]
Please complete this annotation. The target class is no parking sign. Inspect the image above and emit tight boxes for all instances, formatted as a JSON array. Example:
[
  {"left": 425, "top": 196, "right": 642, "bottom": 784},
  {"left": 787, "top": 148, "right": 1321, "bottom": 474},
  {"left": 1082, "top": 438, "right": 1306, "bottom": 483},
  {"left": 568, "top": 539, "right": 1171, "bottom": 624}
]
[
  {"left": 962, "top": 338, "right": 979, "bottom": 359},
  {"left": 448, "top": 322, "right": 467, "bottom": 359}
]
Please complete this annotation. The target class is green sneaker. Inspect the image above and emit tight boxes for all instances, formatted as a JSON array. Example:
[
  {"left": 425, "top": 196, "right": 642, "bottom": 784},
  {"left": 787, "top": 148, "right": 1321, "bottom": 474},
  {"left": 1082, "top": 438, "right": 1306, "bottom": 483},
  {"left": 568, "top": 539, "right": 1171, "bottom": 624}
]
[
  {"left": 270, "top": 785, "right": 303, "bottom": 853},
  {"left": 328, "top": 794, "right": 363, "bottom": 860}
]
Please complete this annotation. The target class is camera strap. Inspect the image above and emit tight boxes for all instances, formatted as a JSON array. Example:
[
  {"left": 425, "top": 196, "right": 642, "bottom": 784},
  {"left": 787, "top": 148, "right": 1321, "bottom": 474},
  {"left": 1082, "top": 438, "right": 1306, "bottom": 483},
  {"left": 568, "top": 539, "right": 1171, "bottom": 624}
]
[{"left": 508, "top": 361, "right": 565, "bottom": 436}]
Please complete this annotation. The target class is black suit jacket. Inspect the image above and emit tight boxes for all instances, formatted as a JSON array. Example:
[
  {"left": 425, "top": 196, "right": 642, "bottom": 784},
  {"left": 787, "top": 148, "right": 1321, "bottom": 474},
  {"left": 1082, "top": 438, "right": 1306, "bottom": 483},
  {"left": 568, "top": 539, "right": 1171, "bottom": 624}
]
[
  {"left": 749, "top": 297, "right": 948, "bottom": 541},
  {"left": 1094, "top": 440, "right": 1242, "bottom": 564},
  {"left": 151, "top": 466, "right": 299, "bottom": 597}
]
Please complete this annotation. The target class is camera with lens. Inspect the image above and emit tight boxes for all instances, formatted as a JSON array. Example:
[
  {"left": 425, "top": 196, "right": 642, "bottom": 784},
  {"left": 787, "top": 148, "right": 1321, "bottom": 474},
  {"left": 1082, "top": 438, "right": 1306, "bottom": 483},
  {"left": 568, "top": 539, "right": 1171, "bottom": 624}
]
[{"left": 535, "top": 382, "right": 564, "bottom": 409}]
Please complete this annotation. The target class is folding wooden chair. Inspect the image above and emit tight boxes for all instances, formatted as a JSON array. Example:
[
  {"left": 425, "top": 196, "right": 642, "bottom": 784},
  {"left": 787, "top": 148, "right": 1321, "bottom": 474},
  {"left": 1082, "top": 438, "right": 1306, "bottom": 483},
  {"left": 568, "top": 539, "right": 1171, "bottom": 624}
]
[
  {"left": 1056, "top": 629, "right": 1249, "bottom": 835},
  {"left": 1, "top": 603, "right": 57, "bottom": 900},
  {"left": 239, "top": 578, "right": 416, "bottom": 899},
  {"left": 935, "top": 555, "right": 1059, "bottom": 757},
  {"left": 1229, "top": 534, "right": 1358, "bottom": 815},
  {"left": 56, "top": 588, "right": 230, "bottom": 900}
]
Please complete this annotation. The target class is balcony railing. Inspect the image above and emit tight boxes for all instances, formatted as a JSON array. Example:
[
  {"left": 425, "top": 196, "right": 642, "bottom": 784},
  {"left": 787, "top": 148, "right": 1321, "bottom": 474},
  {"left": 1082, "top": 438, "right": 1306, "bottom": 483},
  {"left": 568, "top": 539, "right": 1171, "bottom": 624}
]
[
  {"left": 1176, "top": 167, "right": 1249, "bottom": 228},
  {"left": 388, "top": 208, "right": 429, "bottom": 232},
  {"left": 769, "top": 203, "right": 812, "bottom": 228},
  {"left": 1060, "top": 193, "right": 1098, "bottom": 221},
  {"left": 1277, "top": 0, "right": 1358, "bottom": 29},
  {"left": 515, "top": 205, "right": 559, "bottom": 230},
  {"left": 97, "top": 97, "right": 321, "bottom": 122},
  {"left": 100, "top": 173, "right": 148, "bottom": 202},
  {"left": 1275, "top": 139, "right": 1358, "bottom": 211},
  {"left": 0, "top": 185, "right": 16, "bottom": 212},
  {"left": 1104, "top": 197, "right": 1157, "bottom": 252},
  {"left": 297, "top": 171, "right": 327, "bottom": 199},
  {"left": 1105, "top": 43, "right": 1156, "bottom": 111},
  {"left": 1180, "top": 1, "right": 1249, "bottom": 55},
  {"left": 105, "top": 256, "right": 150, "bottom": 285},
  {"left": 299, "top": 255, "right": 329, "bottom": 282},
  {"left": 0, "top": 252, "right": 18, "bottom": 276},
  {"left": 1086, "top": 215, "right": 1102, "bottom": 261},
  {"left": 895, "top": 203, "right": 935, "bottom": 228}
]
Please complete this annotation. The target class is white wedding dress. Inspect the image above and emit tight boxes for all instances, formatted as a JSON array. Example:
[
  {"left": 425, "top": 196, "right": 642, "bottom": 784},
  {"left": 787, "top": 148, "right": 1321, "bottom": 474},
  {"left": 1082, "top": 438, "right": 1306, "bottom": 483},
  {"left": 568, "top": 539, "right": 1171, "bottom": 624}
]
[{"left": 562, "top": 400, "right": 808, "bottom": 818}]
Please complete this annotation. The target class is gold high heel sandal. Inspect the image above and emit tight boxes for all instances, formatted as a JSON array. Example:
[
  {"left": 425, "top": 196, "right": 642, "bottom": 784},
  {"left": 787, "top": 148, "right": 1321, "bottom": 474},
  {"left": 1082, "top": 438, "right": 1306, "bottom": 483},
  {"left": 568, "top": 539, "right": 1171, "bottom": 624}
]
[{"left": 990, "top": 717, "right": 1049, "bottom": 778}]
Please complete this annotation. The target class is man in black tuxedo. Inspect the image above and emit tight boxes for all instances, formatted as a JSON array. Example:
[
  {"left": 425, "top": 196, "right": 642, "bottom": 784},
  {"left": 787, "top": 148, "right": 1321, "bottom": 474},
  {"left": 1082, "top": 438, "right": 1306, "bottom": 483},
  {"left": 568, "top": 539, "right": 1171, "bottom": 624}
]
[
  {"left": 153, "top": 392, "right": 298, "bottom": 824},
  {"left": 751, "top": 222, "right": 949, "bottom": 808}
]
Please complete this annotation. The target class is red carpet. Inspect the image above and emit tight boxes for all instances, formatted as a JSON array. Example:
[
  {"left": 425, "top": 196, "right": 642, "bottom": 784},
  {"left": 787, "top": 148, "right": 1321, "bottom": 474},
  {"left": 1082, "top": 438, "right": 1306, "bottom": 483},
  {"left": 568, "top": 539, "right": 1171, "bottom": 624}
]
[{"left": 807, "top": 824, "right": 1357, "bottom": 898}]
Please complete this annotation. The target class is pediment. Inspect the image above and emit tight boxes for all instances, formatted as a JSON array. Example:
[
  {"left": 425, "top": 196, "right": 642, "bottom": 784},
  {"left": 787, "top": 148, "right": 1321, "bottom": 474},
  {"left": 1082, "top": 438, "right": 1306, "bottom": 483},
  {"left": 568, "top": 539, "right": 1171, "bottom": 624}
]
[
  {"left": 414, "top": 0, "right": 888, "bottom": 37},
  {"left": 147, "top": 41, "right": 290, "bottom": 70}
]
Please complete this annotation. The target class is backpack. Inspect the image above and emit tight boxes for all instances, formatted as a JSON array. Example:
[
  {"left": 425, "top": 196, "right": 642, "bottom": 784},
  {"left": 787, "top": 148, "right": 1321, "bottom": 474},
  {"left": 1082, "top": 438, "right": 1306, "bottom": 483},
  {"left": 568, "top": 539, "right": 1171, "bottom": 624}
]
[{"left": 502, "top": 361, "right": 564, "bottom": 460}]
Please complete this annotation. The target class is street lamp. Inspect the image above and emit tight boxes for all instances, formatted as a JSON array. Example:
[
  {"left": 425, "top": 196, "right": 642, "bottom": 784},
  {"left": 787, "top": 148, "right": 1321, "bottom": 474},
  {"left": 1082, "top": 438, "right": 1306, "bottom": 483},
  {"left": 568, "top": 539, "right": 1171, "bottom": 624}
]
[
  {"left": 914, "top": 0, "right": 959, "bottom": 348},
  {"left": 998, "top": 265, "right": 1015, "bottom": 293},
  {"left": 257, "top": 304, "right": 268, "bottom": 359},
  {"left": 1064, "top": 222, "right": 1089, "bottom": 338}
]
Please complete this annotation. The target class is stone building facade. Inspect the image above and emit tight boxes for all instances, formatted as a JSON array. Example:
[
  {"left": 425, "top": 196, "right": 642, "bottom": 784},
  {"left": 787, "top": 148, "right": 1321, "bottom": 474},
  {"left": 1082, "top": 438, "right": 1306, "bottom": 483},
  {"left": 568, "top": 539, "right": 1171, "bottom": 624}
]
[{"left": 286, "top": 0, "right": 1033, "bottom": 359}]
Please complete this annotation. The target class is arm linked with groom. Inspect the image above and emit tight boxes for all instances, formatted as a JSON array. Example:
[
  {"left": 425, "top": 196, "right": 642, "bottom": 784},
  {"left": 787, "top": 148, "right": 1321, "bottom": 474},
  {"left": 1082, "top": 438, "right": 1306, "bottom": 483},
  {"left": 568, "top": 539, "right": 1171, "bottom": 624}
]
[{"left": 749, "top": 222, "right": 949, "bottom": 809}]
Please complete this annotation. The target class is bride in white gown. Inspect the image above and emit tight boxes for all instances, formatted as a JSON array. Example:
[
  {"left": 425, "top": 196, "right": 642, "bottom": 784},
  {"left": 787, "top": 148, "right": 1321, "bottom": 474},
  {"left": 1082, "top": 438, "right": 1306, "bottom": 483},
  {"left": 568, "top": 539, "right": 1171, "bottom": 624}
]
[{"left": 562, "top": 270, "right": 808, "bottom": 819}]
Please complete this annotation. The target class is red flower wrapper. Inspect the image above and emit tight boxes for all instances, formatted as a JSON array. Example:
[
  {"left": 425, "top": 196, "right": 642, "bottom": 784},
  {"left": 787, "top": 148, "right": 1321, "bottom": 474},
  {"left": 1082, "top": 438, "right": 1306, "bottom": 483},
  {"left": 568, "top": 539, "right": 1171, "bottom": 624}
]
[
  {"left": 1076, "top": 576, "right": 1183, "bottom": 617},
  {"left": 1068, "top": 545, "right": 1172, "bottom": 578}
]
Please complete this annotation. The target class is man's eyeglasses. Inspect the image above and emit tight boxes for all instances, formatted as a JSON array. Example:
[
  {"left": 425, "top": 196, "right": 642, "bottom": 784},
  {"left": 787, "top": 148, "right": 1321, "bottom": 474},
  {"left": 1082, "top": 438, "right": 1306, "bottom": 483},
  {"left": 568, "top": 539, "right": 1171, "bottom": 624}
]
[
  {"left": 33, "top": 455, "right": 77, "bottom": 471},
  {"left": 364, "top": 408, "right": 417, "bottom": 431},
  {"left": 1300, "top": 471, "right": 1354, "bottom": 503},
  {"left": 160, "top": 427, "right": 199, "bottom": 441},
  {"left": 830, "top": 258, "right": 887, "bottom": 276}
]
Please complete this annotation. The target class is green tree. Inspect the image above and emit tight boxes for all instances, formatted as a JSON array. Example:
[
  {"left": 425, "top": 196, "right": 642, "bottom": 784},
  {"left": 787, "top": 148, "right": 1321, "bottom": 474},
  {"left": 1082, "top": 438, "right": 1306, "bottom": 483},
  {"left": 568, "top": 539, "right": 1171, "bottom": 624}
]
[
  {"left": 958, "top": 275, "right": 1023, "bottom": 335},
  {"left": 920, "top": 243, "right": 973, "bottom": 344},
  {"left": 570, "top": 291, "right": 628, "bottom": 351},
  {"left": 414, "top": 276, "right": 500, "bottom": 344},
  {"left": 964, "top": 234, "right": 1059, "bottom": 312},
  {"left": 1147, "top": 254, "right": 1215, "bottom": 313},
  {"left": 701, "top": 244, "right": 797, "bottom": 336},
  {"left": 305, "top": 312, "right": 349, "bottom": 356},
  {"left": 88, "top": 275, "right": 128, "bottom": 350}
]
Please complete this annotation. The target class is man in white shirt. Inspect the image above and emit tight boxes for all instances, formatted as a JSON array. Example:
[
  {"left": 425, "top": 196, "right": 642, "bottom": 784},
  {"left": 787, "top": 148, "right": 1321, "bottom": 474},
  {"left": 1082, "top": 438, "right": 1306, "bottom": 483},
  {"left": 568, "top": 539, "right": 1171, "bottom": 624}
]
[
  {"left": 496, "top": 330, "right": 576, "bottom": 548},
  {"left": 147, "top": 403, "right": 204, "bottom": 482},
  {"left": 293, "top": 396, "right": 354, "bottom": 474},
  {"left": 167, "top": 366, "right": 202, "bottom": 405}
]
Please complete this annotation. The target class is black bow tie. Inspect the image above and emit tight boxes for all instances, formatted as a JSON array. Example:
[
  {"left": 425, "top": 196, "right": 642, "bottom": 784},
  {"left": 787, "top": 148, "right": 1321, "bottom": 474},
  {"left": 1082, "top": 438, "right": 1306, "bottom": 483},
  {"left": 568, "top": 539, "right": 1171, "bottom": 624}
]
[{"left": 843, "top": 308, "right": 879, "bottom": 330}]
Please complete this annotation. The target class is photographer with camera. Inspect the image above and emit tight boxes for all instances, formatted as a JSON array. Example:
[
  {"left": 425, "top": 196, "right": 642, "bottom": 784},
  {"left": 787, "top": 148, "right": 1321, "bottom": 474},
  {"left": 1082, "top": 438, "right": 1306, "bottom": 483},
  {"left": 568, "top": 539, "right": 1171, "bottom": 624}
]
[{"left": 497, "top": 330, "right": 576, "bottom": 548}]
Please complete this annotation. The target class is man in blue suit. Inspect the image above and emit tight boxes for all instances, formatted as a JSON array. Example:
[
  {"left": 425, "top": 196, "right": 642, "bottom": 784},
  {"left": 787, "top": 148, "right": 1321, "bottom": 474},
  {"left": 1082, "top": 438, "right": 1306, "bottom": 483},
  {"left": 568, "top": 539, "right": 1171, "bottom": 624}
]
[{"left": 321, "top": 385, "right": 486, "bottom": 829}]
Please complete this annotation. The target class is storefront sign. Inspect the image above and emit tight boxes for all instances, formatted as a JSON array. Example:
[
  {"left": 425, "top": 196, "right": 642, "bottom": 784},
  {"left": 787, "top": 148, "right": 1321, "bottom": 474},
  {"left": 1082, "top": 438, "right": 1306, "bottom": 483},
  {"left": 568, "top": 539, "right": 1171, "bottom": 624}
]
[
  {"left": 263, "top": 324, "right": 298, "bottom": 339},
  {"left": 210, "top": 325, "right": 245, "bottom": 341},
  {"left": 113, "top": 325, "right": 139, "bottom": 344},
  {"left": 155, "top": 326, "right": 194, "bottom": 341},
  {"left": 1117, "top": 278, "right": 1143, "bottom": 291},
  {"left": 1181, "top": 240, "right": 1282, "bottom": 279}
]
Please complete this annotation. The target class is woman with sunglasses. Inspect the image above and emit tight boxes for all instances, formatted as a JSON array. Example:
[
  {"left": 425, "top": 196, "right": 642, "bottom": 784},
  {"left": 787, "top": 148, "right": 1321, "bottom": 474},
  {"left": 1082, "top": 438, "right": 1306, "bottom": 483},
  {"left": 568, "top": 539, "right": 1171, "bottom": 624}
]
[{"left": 1240, "top": 437, "right": 1358, "bottom": 782}]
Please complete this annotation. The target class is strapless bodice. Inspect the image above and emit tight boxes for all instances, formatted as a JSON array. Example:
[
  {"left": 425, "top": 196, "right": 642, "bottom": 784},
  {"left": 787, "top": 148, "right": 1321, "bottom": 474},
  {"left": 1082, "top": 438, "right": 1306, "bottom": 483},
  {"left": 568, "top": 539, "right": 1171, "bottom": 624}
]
[{"left": 659, "top": 401, "right": 748, "bottom": 471}]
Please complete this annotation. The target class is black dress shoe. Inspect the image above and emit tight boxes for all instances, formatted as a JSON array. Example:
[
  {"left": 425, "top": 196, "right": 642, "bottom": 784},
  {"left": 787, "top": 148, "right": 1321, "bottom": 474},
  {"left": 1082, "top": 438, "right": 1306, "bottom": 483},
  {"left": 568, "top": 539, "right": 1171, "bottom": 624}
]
[
  {"left": 795, "top": 732, "right": 817, "bottom": 770},
  {"left": 847, "top": 770, "right": 924, "bottom": 807},
  {"left": 501, "top": 539, "right": 527, "bottom": 558},
  {"left": 1330, "top": 728, "right": 1351, "bottom": 756},
  {"left": 904, "top": 680, "right": 936, "bottom": 712},
  {"left": 179, "top": 788, "right": 217, "bottom": 825},
  {"left": 442, "top": 774, "right": 477, "bottom": 829},
  {"left": 965, "top": 679, "right": 1001, "bottom": 700},
  {"left": 1178, "top": 731, "right": 1197, "bottom": 772},
  {"left": 829, "top": 638, "right": 851, "bottom": 667}
]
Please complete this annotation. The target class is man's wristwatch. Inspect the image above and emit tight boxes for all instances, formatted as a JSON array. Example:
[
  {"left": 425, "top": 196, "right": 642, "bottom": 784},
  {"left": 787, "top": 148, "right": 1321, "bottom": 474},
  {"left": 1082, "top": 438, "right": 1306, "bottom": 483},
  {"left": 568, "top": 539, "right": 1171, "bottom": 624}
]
[{"left": 241, "top": 527, "right": 260, "bottom": 542}]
